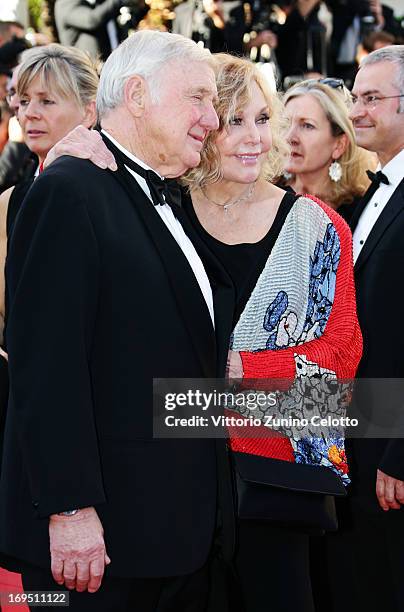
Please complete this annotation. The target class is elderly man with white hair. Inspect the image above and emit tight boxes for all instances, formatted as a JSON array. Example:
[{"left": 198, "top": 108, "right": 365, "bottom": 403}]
[{"left": 0, "top": 31, "right": 235, "bottom": 611}]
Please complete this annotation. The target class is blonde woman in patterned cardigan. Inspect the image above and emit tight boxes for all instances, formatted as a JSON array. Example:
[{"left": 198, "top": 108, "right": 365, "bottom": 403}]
[{"left": 183, "top": 54, "right": 362, "bottom": 612}]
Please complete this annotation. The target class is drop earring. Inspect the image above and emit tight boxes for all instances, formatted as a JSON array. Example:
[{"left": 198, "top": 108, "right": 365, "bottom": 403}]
[{"left": 329, "top": 160, "right": 342, "bottom": 182}]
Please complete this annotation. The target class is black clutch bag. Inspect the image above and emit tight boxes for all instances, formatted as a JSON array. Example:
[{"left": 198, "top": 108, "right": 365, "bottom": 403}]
[{"left": 233, "top": 451, "right": 347, "bottom": 532}]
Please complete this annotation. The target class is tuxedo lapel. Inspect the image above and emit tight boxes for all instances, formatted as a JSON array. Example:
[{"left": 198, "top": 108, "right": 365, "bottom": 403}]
[
  {"left": 110, "top": 163, "right": 219, "bottom": 376},
  {"left": 349, "top": 181, "right": 379, "bottom": 233},
  {"left": 100, "top": 133, "right": 234, "bottom": 377},
  {"left": 354, "top": 180, "right": 404, "bottom": 274},
  {"left": 114, "top": 168, "right": 216, "bottom": 378}
]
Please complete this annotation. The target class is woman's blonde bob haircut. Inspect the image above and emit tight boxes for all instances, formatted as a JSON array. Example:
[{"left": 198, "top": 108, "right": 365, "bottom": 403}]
[
  {"left": 17, "top": 43, "right": 99, "bottom": 110},
  {"left": 183, "top": 54, "right": 289, "bottom": 190},
  {"left": 283, "top": 80, "right": 371, "bottom": 207}
]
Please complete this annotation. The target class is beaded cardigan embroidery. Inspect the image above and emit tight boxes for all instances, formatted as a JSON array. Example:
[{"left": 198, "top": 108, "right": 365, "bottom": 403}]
[{"left": 229, "top": 196, "right": 363, "bottom": 485}]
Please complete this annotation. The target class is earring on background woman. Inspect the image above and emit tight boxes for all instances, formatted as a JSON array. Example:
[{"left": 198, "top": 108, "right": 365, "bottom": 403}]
[{"left": 329, "top": 159, "right": 342, "bottom": 182}]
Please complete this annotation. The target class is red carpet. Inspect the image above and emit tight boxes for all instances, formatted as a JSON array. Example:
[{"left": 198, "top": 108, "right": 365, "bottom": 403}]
[{"left": 0, "top": 567, "right": 28, "bottom": 611}]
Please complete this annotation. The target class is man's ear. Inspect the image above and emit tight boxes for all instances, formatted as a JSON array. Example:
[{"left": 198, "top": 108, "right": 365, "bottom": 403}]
[
  {"left": 124, "top": 75, "right": 147, "bottom": 117},
  {"left": 82, "top": 100, "right": 97, "bottom": 128}
]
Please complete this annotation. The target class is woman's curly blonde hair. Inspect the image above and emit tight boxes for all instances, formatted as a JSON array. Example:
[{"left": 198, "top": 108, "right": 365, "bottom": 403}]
[{"left": 182, "top": 53, "right": 289, "bottom": 190}]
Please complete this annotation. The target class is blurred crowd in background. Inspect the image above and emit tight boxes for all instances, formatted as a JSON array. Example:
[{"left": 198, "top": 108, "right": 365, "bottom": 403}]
[{"left": 0, "top": 0, "right": 403, "bottom": 192}]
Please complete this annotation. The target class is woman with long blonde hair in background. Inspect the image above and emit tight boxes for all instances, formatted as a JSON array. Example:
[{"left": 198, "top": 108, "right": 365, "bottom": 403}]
[{"left": 282, "top": 78, "right": 375, "bottom": 220}]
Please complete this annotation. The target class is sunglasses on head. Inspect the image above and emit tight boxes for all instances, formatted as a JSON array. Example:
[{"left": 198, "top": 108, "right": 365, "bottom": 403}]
[{"left": 309, "top": 78, "right": 345, "bottom": 90}]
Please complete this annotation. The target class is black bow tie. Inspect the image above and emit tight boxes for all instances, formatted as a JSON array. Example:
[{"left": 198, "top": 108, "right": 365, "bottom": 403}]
[
  {"left": 108, "top": 143, "right": 182, "bottom": 209},
  {"left": 366, "top": 169, "right": 389, "bottom": 187}
]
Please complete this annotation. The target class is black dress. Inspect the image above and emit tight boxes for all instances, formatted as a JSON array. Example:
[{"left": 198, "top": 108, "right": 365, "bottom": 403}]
[
  {"left": 184, "top": 191, "right": 316, "bottom": 612},
  {"left": 184, "top": 191, "right": 296, "bottom": 324},
  {"left": 279, "top": 182, "right": 362, "bottom": 223},
  {"left": 337, "top": 196, "right": 362, "bottom": 224}
]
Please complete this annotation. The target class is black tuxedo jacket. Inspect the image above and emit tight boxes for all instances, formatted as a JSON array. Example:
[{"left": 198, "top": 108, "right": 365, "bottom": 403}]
[
  {"left": 0, "top": 150, "right": 235, "bottom": 577},
  {"left": 55, "top": 0, "right": 124, "bottom": 61},
  {"left": 348, "top": 177, "right": 404, "bottom": 502}
]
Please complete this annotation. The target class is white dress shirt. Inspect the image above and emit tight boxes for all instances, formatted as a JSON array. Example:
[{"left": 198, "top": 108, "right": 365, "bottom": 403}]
[
  {"left": 353, "top": 149, "right": 404, "bottom": 263},
  {"left": 102, "top": 130, "right": 215, "bottom": 327}
]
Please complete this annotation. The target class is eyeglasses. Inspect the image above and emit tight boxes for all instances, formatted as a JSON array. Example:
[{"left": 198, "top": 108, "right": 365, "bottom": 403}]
[{"left": 350, "top": 93, "right": 404, "bottom": 110}]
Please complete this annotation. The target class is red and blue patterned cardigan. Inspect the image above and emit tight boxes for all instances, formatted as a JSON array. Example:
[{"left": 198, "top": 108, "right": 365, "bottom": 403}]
[{"left": 228, "top": 195, "right": 363, "bottom": 485}]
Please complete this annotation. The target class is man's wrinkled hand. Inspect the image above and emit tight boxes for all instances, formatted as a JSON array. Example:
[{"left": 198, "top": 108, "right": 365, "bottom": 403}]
[
  {"left": 44, "top": 126, "right": 117, "bottom": 171},
  {"left": 49, "top": 506, "right": 111, "bottom": 593},
  {"left": 376, "top": 469, "right": 404, "bottom": 511}
]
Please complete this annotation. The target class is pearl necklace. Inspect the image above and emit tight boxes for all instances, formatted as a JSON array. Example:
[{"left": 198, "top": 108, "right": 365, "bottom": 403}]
[{"left": 201, "top": 182, "right": 256, "bottom": 213}]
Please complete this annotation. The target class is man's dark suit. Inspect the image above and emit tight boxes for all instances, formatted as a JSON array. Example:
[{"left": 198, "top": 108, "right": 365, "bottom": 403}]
[
  {"left": 0, "top": 145, "right": 235, "bottom": 585},
  {"left": 55, "top": 0, "right": 124, "bottom": 61},
  {"left": 349, "top": 177, "right": 404, "bottom": 490},
  {"left": 332, "top": 176, "right": 404, "bottom": 611}
]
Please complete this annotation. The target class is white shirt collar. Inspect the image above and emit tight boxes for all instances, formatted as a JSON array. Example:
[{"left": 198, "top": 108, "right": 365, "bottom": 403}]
[
  {"left": 101, "top": 129, "right": 163, "bottom": 179},
  {"left": 378, "top": 149, "right": 404, "bottom": 188}
]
